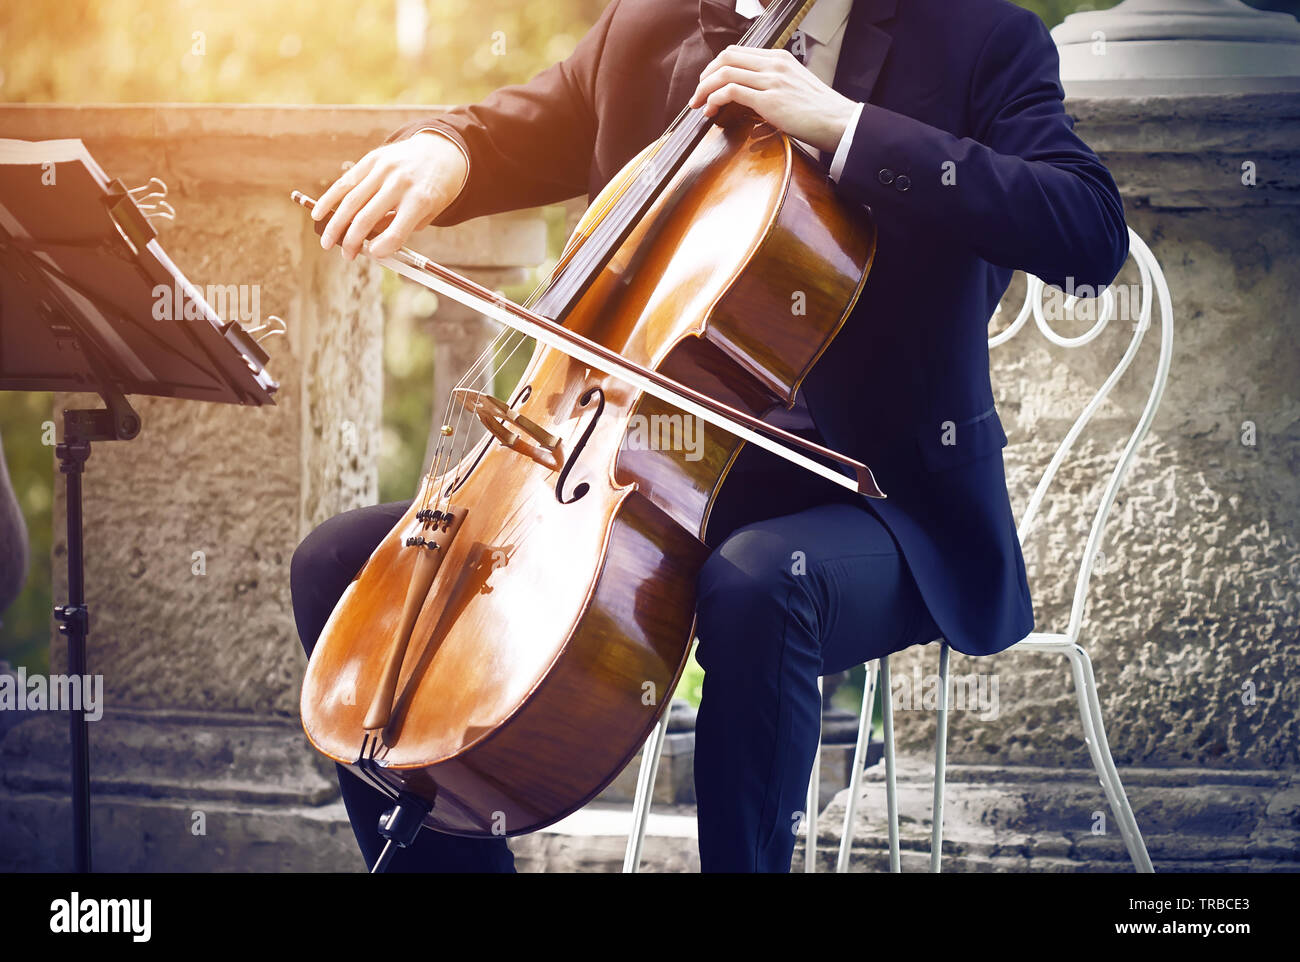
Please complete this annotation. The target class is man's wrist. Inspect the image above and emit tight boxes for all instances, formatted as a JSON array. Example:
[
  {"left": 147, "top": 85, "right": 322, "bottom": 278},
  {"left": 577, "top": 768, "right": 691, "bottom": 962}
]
[{"left": 410, "top": 127, "right": 470, "bottom": 203}]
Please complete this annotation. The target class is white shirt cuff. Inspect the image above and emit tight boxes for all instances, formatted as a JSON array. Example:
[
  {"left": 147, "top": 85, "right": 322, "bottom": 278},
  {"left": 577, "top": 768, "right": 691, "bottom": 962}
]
[{"left": 828, "top": 102, "right": 864, "bottom": 183}]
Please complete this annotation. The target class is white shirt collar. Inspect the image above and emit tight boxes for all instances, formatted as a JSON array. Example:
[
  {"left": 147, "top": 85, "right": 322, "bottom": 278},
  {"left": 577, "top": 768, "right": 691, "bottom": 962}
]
[{"left": 733, "top": 0, "right": 853, "bottom": 46}]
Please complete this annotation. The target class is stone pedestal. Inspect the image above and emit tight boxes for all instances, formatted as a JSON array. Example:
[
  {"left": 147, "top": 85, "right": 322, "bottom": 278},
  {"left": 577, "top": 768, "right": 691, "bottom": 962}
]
[{"left": 1053, "top": 0, "right": 1300, "bottom": 95}]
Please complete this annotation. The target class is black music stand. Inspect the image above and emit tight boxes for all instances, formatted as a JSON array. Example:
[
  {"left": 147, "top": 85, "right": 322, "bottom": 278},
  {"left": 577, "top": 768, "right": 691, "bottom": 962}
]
[{"left": 0, "top": 138, "right": 279, "bottom": 872}]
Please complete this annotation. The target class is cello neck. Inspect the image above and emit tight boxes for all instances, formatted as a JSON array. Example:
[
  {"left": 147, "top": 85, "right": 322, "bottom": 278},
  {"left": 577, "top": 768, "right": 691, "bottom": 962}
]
[{"left": 530, "top": 0, "right": 818, "bottom": 321}]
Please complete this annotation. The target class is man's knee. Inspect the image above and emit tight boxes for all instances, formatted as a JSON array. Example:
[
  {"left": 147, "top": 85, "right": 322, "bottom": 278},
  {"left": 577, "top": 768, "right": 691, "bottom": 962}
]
[
  {"left": 699, "top": 542, "right": 780, "bottom": 609},
  {"left": 698, "top": 524, "right": 805, "bottom": 601},
  {"left": 695, "top": 526, "right": 811, "bottom": 659}
]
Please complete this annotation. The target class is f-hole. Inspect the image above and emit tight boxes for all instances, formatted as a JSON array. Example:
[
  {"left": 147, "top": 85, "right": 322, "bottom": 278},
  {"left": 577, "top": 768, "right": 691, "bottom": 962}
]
[{"left": 556, "top": 387, "right": 604, "bottom": 504}]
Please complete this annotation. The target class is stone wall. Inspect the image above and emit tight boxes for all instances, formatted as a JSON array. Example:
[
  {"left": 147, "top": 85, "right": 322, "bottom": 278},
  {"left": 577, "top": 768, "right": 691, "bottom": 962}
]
[{"left": 886, "top": 94, "right": 1300, "bottom": 780}]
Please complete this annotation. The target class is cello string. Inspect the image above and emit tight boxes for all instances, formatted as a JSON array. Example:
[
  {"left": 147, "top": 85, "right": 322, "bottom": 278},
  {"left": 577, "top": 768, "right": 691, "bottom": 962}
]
[
  {"left": 413, "top": 1, "right": 799, "bottom": 523},
  {"left": 417, "top": 326, "right": 512, "bottom": 511},
  {"left": 519, "top": 3, "right": 779, "bottom": 313},
  {"left": 419, "top": 325, "right": 526, "bottom": 519},
  {"left": 440, "top": 323, "right": 539, "bottom": 515},
  {"left": 436, "top": 323, "right": 529, "bottom": 514},
  {"left": 425, "top": 327, "right": 525, "bottom": 515},
  {"left": 534, "top": 0, "right": 796, "bottom": 315},
  {"left": 437, "top": 363, "right": 484, "bottom": 512},
  {"left": 421, "top": 315, "right": 533, "bottom": 522}
]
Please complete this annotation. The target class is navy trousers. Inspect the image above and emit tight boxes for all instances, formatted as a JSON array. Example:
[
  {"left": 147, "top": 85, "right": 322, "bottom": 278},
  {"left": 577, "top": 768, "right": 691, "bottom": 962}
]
[{"left": 291, "top": 478, "right": 938, "bottom": 872}]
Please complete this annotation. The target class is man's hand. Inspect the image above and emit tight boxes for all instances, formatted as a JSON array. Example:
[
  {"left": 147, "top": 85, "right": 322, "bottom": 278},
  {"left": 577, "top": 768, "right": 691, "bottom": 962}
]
[
  {"left": 689, "top": 45, "right": 859, "bottom": 154},
  {"left": 313, "top": 131, "right": 469, "bottom": 261}
]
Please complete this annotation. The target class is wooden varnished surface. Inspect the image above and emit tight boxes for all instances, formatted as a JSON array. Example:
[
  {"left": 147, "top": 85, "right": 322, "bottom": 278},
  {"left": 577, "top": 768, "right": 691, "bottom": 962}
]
[{"left": 300, "top": 120, "right": 875, "bottom": 835}]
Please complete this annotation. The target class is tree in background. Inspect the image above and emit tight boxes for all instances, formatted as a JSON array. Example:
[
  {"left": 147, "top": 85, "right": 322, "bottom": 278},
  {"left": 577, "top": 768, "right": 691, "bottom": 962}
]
[
  {"left": 3, "top": 2, "right": 1295, "bottom": 106},
  {"left": 0, "top": 431, "right": 29, "bottom": 629}
]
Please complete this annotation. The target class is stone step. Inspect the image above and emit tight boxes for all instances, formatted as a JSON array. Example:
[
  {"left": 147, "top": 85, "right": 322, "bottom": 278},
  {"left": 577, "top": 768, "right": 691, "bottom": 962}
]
[
  {"left": 4, "top": 707, "right": 1295, "bottom": 872},
  {"left": 0, "top": 789, "right": 700, "bottom": 873},
  {"left": 510, "top": 804, "right": 699, "bottom": 873},
  {"left": 808, "top": 754, "right": 1300, "bottom": 872},
  {"left": 5, "top": 783, "right": 1294, "bottom": 873},
  {"left": 1, "top": 710, "right": 338, "bottom": 806}
]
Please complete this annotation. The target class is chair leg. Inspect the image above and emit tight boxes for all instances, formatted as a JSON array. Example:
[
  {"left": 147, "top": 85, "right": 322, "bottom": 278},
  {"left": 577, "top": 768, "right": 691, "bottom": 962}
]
[
  {"left": 930, "top": 643, "right": 951, "bottom": 873},
  {"left": 836, "top": 660, "right": 879, "bottom": 872},
  {"left": 805, "top": 676, "right": 824, "bottom": 872},
  {"left": 1065, "top": 643, "right": 1155, "bottom": 873},
  {"left": 880, "top": 657, "right": 900, "bottom": 873},
  {"left": 622, "top": 711, "right": 670, "bottom": 874}
]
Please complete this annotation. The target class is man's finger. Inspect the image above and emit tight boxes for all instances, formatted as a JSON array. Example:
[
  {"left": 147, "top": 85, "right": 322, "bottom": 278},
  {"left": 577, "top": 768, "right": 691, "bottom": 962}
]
[
  {"left": 691, "top": 66, "right": 769, "bottom": 109},
  {"left": 698, "top": 45, "right": 784, "bottom": 85},
  {"left": 319, "top": 167, "right": 387, "bottom": 252},
  {"left": 704, "top": 81, "right": 765, "bottom": 118},
  {"left": 369, "top": 191, "right": 439, "bottom": 259},
  {"left": 341, "top": 180, "right": 405, "bottom": 260},
  {"left": 313, "top": 152, "right": 374, "bottom": 221}
]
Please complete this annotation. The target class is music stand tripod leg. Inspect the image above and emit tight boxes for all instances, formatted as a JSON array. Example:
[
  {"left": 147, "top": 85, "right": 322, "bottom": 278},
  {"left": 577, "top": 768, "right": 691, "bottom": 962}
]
[{"left": 51, "top": 396, "right": 140, "bottom": 874}]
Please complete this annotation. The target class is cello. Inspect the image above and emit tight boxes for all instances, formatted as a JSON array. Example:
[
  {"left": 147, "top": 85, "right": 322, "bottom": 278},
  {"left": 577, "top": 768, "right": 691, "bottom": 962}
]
[{"left": 296, "top": 0, "right": 881, "bottom": 864}]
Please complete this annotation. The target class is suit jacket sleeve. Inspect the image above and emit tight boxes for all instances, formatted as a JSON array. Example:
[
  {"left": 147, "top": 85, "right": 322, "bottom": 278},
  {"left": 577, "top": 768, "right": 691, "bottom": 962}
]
[
  {"left": 383, "top": 0, "right": 622, "bottom": 227},
  {"left": 834, "top": 8, "right": 1128, "bottom": 290}
]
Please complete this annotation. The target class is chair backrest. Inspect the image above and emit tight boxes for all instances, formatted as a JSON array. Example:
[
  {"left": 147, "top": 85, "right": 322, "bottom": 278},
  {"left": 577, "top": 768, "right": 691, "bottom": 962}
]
[{"left": 988, "top": 229, "right": 1174, "bottom": 643}]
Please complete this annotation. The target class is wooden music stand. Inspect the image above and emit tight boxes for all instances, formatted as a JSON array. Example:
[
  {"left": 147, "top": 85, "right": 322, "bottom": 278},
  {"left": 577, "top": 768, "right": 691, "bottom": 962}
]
[{"left": 0, "top": 138, "right": 279, "bottom": 872}]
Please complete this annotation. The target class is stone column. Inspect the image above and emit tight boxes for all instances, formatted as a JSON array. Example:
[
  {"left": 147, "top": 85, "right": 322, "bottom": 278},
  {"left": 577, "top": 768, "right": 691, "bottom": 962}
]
[
  {"left": 1053, "top": 0, "right": 1300, "bottom": 95},
  {"left": 0, "top": 105, "right": 546, "bottom": 871}
]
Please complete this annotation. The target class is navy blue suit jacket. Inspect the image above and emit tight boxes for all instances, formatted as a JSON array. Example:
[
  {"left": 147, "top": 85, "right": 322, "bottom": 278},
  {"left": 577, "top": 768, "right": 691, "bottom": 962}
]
[{"left": 386, "top": 0, "right": 1129, "bottom": 657}]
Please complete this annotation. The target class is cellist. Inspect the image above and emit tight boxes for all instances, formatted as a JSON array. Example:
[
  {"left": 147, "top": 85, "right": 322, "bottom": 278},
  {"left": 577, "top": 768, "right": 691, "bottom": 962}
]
[{"left": 292, "top": 0, "right": 1128, "bottom": 873}]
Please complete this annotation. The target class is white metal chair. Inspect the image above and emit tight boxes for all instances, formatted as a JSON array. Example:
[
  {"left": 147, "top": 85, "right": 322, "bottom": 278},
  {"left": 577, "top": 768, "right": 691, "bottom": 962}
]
[{"left": 623, "top": 228, "right": 1171, "bottom": 874}]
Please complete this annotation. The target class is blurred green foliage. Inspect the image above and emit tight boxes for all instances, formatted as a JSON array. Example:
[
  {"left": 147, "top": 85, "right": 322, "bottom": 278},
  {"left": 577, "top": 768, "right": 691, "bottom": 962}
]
[
  {"left": 0, "top": 399, "right": 53, "bottom": 674},
  {"left": 0, "top": 1, "right": 1145, "bottom": 106},
  {"left": 0, "top": 0, "right": 610, "bottom": 105},
  {"left": 3, "top": 0, "right": 1296, "bottom": 106}
]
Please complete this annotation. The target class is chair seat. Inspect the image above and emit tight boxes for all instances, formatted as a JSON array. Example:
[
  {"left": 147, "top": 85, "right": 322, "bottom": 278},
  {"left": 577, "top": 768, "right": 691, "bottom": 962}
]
[
  {"left": 930, "top": 632, "right": 1074, "bottom": 653},
  {"left": 1007, "top": 632, "right": 1074, "bottom": 651}
]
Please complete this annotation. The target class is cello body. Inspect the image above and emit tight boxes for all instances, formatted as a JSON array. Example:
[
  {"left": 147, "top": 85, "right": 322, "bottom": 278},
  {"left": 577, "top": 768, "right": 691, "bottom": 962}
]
[{"left": 300, "top": 119, "right": 874, "bottom": 837}]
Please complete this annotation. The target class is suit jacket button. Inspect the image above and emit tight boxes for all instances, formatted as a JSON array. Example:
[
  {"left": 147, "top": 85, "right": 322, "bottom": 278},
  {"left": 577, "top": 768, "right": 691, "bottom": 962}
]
[
  {"left": 877, "top": 168, "right": 895, "bottom": 185},
  {"left": 895, "top": 174, "right": 912, "bottom": 192}
]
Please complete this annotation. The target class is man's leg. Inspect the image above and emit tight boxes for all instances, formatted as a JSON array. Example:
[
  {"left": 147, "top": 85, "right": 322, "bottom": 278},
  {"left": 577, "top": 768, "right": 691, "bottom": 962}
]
[
  {"left": 290, "top": 500, "right": 515, "bottom": 873},
  {"left": 693, "top": 500, "right": 939, "bottom": 873}
]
